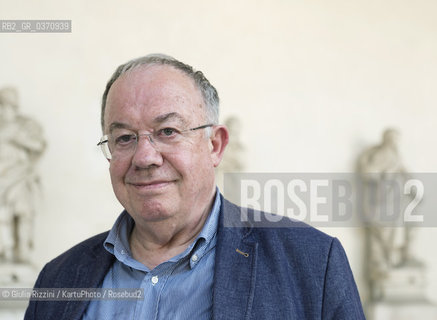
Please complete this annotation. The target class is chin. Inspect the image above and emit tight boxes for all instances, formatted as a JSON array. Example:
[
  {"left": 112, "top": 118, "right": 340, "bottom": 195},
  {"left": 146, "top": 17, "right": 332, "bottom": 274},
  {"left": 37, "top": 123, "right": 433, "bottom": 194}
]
[{"left": 129, "top": 198, "right": 176, "bottom": 222}]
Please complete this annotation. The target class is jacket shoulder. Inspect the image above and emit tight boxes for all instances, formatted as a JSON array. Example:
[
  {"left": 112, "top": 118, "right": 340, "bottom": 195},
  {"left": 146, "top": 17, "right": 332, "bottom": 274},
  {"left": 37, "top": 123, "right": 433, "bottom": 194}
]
[
  {"left": 221, "top": 196, "right": 334, "bottom": 246},
  {"left": 220, "top": 197, "right": 337, "bottom": 281}
]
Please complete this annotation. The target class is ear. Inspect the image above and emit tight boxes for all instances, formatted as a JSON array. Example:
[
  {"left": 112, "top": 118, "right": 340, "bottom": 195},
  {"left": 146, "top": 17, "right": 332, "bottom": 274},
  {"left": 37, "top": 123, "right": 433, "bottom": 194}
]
[{"left": 209, "top": 125, "right": 229, "bottom": 167}]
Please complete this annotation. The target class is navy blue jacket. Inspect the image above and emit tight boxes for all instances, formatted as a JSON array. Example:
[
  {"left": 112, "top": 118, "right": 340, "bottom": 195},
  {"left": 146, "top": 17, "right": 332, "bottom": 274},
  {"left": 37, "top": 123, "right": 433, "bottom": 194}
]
[{"left": 25, "top": 196, "right": 365, "bottom": 319}]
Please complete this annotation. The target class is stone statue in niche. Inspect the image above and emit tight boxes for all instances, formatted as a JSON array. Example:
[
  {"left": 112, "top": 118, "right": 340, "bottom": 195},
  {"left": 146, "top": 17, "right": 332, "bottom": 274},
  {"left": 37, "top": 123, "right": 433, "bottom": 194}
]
[
  {"left": 0, "top": 87, "right": 46, "bottom": 266},
  {"left": 357, "top": 128, "right": 425, "bottom": 304},
  {"left": 216, "top": 116, "right": 245, "bottom": 202}
]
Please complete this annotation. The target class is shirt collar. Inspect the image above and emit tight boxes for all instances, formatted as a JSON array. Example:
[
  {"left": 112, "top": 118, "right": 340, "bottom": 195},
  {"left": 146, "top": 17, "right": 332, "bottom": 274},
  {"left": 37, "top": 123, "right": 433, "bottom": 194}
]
[
  {"left": 104, "top": 188, "right": 221, "bottom": 271},
  {"left": 187, "top": 188, "right": 221, "bottom": 268}
]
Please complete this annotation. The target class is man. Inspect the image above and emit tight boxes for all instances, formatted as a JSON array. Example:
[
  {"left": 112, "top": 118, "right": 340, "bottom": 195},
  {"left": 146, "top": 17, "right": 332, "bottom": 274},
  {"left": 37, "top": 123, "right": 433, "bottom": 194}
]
[{"left": 25, "top": 54, "right": 365, "bottom": 319}]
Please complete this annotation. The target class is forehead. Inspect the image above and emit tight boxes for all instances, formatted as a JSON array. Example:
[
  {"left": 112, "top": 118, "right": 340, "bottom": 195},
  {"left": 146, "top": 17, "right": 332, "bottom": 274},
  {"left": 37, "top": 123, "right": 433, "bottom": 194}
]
[{"left": 104, "top": 65, "right": 205, "bottom": 131}]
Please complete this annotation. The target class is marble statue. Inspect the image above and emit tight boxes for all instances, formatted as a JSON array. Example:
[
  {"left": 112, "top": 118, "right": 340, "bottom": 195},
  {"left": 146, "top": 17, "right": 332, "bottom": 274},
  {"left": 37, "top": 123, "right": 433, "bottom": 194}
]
[
  {"left": 0, "top": 87, "right": 46, "bottom": 264},
  {"left": 357, "top": 128, "right": 425, "bottom": 304}
]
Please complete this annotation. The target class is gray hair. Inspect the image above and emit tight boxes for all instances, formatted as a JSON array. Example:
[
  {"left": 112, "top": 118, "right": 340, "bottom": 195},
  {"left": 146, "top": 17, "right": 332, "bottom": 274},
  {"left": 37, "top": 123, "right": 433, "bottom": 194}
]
[{"left": 101, "top": 53, "right": 219, "bottom": 130}]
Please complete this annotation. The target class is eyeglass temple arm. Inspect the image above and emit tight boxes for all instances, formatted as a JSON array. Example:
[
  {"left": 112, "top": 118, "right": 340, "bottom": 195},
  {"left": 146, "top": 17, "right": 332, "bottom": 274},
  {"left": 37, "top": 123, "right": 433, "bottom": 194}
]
[
  {"left": 97, "top": 139, "right": 108, "bottom": 146},
  {"left": 189, "top": 124, "right": 214, "bottom": 131}
]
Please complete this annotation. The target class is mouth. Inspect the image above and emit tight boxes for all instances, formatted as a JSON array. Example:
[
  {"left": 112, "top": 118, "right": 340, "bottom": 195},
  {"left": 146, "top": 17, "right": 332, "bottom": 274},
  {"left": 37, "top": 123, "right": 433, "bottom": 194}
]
[{"left": 127, "top": 180, "right": 175, "bottom": 191}]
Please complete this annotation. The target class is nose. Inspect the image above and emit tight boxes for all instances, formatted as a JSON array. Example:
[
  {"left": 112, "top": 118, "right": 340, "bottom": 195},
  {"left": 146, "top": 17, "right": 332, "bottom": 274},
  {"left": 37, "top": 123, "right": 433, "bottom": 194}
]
[{"left": 131, "top": 134, "right": 163, "bottom": 168}]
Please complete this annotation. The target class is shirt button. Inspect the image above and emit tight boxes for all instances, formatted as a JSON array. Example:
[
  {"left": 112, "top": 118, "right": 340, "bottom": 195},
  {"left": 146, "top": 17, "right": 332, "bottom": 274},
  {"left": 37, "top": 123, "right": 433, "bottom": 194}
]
[
  {"left": 121, "top": 250, "right": 125, "bottom": 255},
  {"left": 151, "top": 276, "right": 159, "bottom": 285},
  {"left": 191, "top": 254, "right": 198, "bottom": 262}
]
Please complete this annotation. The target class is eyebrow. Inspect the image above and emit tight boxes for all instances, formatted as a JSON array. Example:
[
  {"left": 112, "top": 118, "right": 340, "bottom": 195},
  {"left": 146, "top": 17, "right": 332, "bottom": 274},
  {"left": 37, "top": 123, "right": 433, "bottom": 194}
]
[
  {"left": 108, "top": 112, "right": 189, "bottom": 133},
  {"left": 153, "top": 112, "right": 189, "bottom": 126},
  {"left": 108, "top": 122, "right": 132, "bottom": 133}
]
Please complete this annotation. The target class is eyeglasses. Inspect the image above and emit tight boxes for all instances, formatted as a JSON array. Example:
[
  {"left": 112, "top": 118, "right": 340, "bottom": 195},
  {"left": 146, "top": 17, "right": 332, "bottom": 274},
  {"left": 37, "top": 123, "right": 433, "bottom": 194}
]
[{"left": 97, "top": 124, "right": 213, "bottom": 160}]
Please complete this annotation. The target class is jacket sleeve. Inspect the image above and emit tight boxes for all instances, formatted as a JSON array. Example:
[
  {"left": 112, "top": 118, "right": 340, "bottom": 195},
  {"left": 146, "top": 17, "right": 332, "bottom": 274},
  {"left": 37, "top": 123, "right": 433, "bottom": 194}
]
[{"left": 321, "top": 238, "right": 366, "bottom": 319}]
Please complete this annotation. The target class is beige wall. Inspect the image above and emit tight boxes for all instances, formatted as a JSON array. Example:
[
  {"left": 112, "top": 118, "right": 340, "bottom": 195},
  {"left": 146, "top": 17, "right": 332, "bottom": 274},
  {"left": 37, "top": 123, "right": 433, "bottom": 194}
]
[{"left": 1, "top": 0, "right": 437, "bottom": 307}]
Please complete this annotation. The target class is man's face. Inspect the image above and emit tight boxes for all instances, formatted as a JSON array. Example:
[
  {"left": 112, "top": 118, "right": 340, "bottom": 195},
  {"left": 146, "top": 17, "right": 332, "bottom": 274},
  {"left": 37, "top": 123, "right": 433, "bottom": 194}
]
[{"left": 104, "top": 65, "right": 218, "bottom": 224}]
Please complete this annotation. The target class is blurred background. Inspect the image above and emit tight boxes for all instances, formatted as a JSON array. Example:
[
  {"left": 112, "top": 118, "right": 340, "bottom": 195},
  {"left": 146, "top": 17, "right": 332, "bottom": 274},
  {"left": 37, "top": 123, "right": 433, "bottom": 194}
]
[{"left": 0, "top": 0, "right": 436, "bottom": 319}]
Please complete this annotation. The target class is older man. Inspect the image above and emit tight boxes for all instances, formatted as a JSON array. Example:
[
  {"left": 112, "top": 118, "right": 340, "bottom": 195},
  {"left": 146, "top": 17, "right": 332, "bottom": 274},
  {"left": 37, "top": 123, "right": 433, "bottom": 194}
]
[{"left": 25, "top": 54, "right": 365, "bottom": 319}]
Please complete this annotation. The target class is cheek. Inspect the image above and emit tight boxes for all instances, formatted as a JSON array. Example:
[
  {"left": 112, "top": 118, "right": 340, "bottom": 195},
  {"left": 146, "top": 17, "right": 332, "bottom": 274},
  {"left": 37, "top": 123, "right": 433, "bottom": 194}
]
[
  {"left": 109, "top": 161, "right": 129, "bottom": 185},
  {"left": 182, "top": 149, "right": 214, "bottom": 181},
  {"left": 165, "top": 150, "right": 210, "bottom": 185}
]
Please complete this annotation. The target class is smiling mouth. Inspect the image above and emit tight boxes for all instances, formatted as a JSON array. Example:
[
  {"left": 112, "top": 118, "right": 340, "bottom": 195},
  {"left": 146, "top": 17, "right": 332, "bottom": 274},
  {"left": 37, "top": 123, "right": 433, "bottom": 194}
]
[{"left": 127, "top": 180, "right": 174, "bottom": 191}]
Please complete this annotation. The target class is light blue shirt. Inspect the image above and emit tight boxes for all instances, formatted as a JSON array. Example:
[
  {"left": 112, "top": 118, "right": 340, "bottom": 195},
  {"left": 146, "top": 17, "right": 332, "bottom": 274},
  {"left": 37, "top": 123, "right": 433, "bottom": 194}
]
[{"left": 82, "top": 191, "right": 221, "bottom": 320}]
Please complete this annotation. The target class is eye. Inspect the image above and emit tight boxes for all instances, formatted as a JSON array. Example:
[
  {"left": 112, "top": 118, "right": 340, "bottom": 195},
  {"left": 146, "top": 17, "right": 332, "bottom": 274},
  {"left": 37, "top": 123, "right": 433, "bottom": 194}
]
[
  {"left": 158, "top": 127, "right": 179, "bottom": 137},
  {"left": 114, "top": 134, "right": 137, "bottom": 145}
]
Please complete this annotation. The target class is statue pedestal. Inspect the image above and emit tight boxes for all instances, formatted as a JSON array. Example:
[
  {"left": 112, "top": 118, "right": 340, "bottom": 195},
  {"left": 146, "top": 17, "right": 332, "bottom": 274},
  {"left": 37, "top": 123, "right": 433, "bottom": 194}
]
[
  {"left": 0, "top": 262, "right": 38, "bottom": 320},
  {"left": 0, "top": 309, "right": 25, "bottom": 320},
  {"left": 369, "top": 301, "right": 437, "bottom": 320},
  {"left": 368, "top": 263, "right": 437, "bottom": 319}
]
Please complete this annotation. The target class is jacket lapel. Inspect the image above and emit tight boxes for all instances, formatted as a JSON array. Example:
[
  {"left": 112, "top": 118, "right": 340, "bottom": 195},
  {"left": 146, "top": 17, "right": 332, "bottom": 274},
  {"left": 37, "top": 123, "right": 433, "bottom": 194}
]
[
  {"left": 59, "top": 237, "right": 115, "bottom": 320},
  {"left": 213, "top": 197, "right": 258, "bottom": 320}
]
